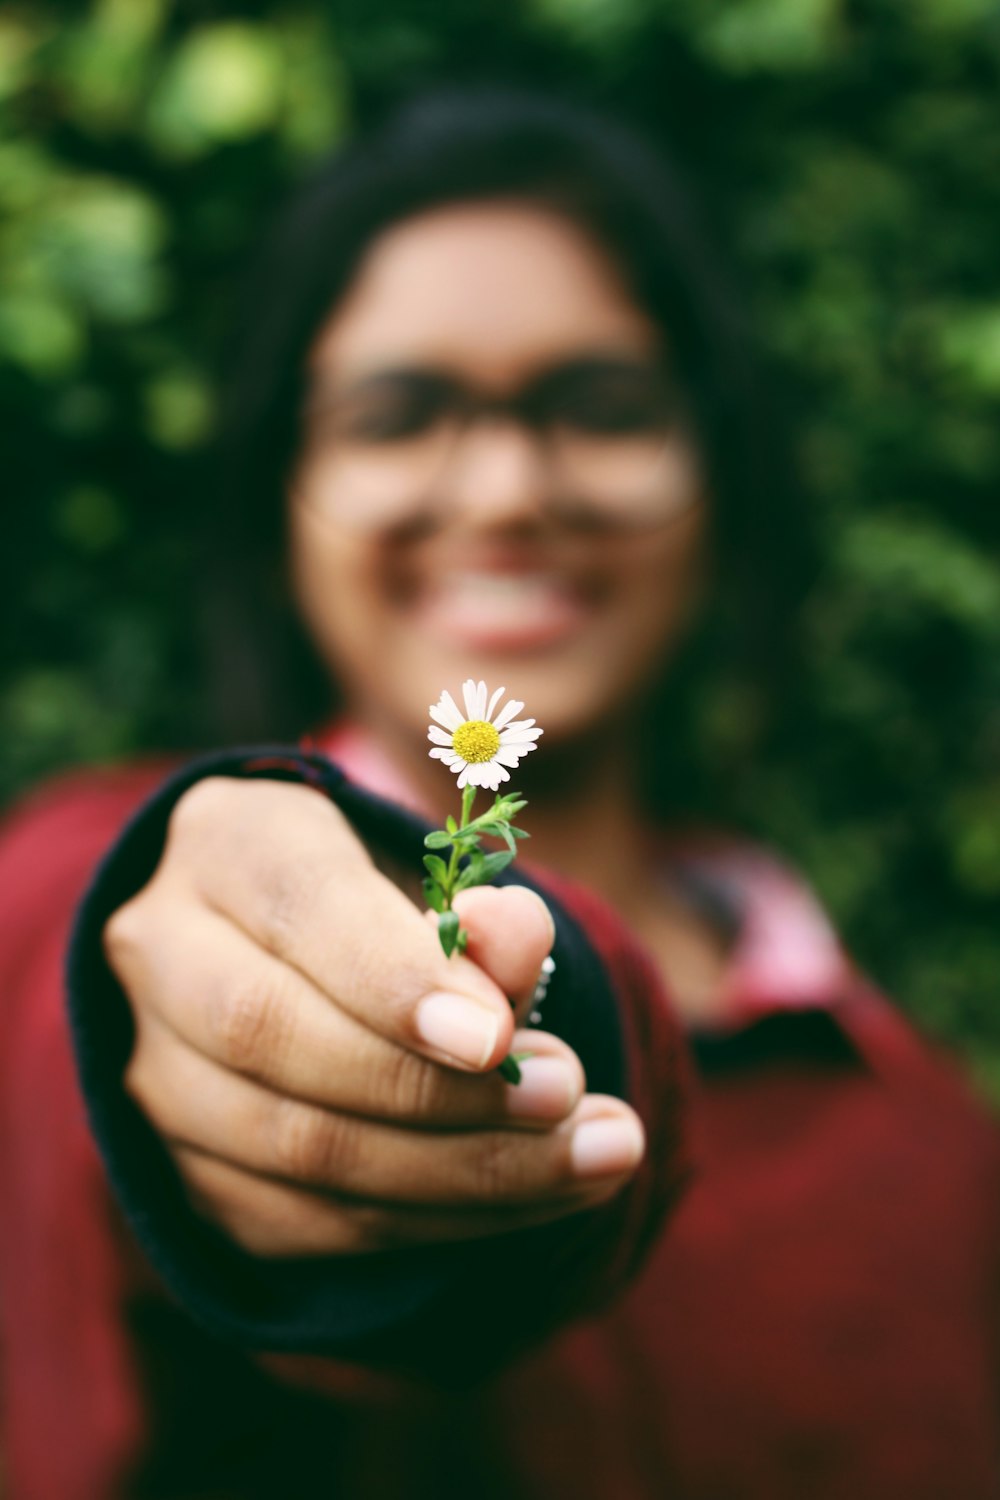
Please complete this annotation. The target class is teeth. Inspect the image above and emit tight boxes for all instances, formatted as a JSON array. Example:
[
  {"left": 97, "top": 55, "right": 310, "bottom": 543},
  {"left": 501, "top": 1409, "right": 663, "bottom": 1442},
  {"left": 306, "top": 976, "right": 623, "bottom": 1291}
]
[
  {"left": 438, "top": 572, "right": 569, "bottom": 604},
  {"left": 421, "top": 569, "right": 585, "bottom": 646}
]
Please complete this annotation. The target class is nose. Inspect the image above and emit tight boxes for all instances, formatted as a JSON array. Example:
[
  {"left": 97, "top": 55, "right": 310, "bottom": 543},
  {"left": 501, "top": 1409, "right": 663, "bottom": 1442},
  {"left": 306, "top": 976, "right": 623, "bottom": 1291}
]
[{"left": 441, "top": 414, "right": 550, "bottom": 525}]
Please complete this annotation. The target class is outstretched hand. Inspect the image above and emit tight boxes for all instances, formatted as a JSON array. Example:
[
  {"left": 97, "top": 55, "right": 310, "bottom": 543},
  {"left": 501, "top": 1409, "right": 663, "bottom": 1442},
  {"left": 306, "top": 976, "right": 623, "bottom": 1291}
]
[{"left": 103, "top": 777, "right": 646, "bottom": 1257}]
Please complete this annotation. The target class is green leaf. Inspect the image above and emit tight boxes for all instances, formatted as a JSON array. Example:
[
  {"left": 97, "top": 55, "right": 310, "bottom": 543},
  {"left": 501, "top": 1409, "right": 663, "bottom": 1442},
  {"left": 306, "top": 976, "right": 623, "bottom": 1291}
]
[
  {"left": 454, "top": 849, "right": 486, "bottom": 893},
  {"left": 477, "top": 849, "right": 515, "bottom": 880},
  {"left": 497, "top": 1050, "right": 527, "bottom": 1086},
  {"left": 446, "top": 814, "right": 458, "bottom": 835},
  {"left": 422, "top": 877, "right": 445, "bottom": 913},
  {"left": 456, "top": 928, "right": 468, "bottom": 954},
  {"left": 422, "top": 853, "right": 448, "bottom": 885},
  {"left": 510, "top": 827, "right": 530, "bottom": 840},
  {"left": 424, "top": 830, "right": 453, "bottom": 850},
  {"left": 465, "top": 816, "right": 518, "bottom": 854},
  {"left": 437, "top": 909, "right": 461, "bottom": 957}
]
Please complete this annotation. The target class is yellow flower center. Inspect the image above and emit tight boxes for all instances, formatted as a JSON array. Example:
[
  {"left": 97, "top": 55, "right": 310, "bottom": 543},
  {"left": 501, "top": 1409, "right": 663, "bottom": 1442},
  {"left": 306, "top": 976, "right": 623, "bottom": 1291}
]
[{"left": 452, "top": 719, "right": 501, "bottom": 763}]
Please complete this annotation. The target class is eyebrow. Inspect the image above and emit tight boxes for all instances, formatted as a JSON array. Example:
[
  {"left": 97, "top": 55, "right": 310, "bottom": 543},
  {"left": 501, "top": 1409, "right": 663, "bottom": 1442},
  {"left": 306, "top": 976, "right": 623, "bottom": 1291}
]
[{"left": 306, "top": 351, "right": 668, "bottom": 404}]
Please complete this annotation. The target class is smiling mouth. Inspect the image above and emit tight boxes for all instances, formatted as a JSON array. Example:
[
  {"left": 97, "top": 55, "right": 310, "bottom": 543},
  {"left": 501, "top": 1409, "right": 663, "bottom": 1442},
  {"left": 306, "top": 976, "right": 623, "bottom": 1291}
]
[{"left": 415, "top": 569, "right": 593, "bottom": 652}]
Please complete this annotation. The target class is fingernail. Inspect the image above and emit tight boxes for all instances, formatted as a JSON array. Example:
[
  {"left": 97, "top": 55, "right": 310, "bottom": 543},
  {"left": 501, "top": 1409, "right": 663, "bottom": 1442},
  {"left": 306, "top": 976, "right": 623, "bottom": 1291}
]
[
  {"left": 415, "top": 992, "right": 499, "bottom": 1069},
  {"left": 570, "top": 1115, "right": 645, "bottom": 1178},
  {"left": 505, "top": 1057, "right": 579, "bottom": 1119},
  {"left": 515, "top": 886, "right": 556, "bottom": 947}
]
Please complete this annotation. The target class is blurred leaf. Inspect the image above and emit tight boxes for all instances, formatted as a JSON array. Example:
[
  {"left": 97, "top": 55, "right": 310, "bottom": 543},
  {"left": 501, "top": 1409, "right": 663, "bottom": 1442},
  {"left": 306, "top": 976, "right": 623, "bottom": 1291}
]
[
  {"left": 0, "top": 293, "right": 84, "bottom": 375},
  {"left": 48, "top": 0, "right": 166, "bottom": 129},
  {"left": 935, "top": 306, "right": 1000, "bottom": 395},
  {"left": 0, "top": 14, "right": 49, "bottom": 102},
  {"left": 0, "top": 670, "right": 134, "bottom": 787},
  {"left": 51, "top": 486, "right": 127, "bottom": 555},
  {"left": 836, "top": 516, "right": 1000, "bottom": 634},
  {"left": 0, "top": 163, "right": 170, "bottom": 334},
  {"left": 146, "top": 23, "right": 283, "bottom": 155},
  {"left": 142, "top": 369, "right": 214, "bottom": 450},
  {"left": 681, "top": 0, "right": 844, "bottom": 72},
  {"left": 530, "top": 0, "right": 646, "bottom": 46}
]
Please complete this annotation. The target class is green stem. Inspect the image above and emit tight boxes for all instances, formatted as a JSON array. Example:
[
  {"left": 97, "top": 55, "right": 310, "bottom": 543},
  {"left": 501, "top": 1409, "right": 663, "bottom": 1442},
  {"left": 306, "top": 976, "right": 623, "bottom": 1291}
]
[
  {"left": 442, "top": 785, "right": 476, "bottom": 908},
  {"left": 438, "top": 784, "right": 528, "bottom": 1084}
]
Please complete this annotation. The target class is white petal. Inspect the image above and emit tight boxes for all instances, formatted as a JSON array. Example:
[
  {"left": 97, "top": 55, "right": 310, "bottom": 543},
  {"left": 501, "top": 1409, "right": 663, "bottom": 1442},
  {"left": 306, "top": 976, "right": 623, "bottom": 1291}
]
[
  {"left": 462, "top": 679, "right": 487, "bottom": 720},
  {"left": 429, "top": 748, "right": 461, "bottom": 767},
  {"left": 492, "top": 698, "right": 524, "bottom": 731},
  {"left": 456, "top": 765, "right": 471, "bottom": 789},
  {"left": 496, "top": 746, "right": 530, "bottom": 767},
  {"left": 499, "top": 724, "right": 542, "bottom": 744},
  {"left": 429, "top": 691, "right": 463, "bottom": 731},
  {"left": 486, "top": 685, "right": 506, "bottom": 720},
  {"left": 427, "top": 726, "right": 454, "bottom": 746}
]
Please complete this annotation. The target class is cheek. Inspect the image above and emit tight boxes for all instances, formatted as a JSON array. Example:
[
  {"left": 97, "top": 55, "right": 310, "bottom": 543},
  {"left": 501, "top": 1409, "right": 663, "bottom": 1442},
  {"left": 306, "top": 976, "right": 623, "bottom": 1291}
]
[
  {"left": 288, "top": 512, "right": 451, "bottom": 732},
  {"left": 288, "top": 510, "right": 385, "bottom": 678},
  {"left": 497, "top": 524, "right": 706, "bottom": 741},
  {"left": 599, "top": 522, "right": 706, "bottom": 677}
]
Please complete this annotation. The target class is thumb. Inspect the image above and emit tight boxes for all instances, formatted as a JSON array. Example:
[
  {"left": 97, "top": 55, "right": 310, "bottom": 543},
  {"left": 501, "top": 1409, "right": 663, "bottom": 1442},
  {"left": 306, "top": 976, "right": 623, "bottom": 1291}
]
[{"left": 449, "top": 884, "right": 555, "bottom": 1022}]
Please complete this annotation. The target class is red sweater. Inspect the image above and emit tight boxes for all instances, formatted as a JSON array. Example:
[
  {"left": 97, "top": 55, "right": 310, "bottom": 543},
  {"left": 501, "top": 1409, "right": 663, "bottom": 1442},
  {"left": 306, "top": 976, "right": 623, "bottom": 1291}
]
[{"left": 0, "top": 754, "right": 997, "bottom": 1499}]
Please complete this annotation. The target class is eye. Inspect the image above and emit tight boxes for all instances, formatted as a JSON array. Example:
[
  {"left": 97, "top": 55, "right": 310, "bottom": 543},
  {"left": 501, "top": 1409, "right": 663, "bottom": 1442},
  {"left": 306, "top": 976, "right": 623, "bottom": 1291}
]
[
  {"left": 328, "top": 375, "right": 453, "bottom": 444},
  {"left": 541, "top": 365, "right": 675, "bottom": 436}
]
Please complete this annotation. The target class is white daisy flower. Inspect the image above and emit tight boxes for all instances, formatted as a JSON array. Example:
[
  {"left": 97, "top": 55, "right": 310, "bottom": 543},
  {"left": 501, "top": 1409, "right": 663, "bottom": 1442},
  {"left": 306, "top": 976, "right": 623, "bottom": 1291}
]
[{"left": 428, "top": 680, "right": 543, "bottom": 791}]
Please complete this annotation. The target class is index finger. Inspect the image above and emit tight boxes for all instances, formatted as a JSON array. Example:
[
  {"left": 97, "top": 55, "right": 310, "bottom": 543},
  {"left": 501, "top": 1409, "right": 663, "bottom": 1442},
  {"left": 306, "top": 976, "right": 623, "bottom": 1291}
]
[{"left": 177, "top": 778, "right": 515, "bottom": 1072}]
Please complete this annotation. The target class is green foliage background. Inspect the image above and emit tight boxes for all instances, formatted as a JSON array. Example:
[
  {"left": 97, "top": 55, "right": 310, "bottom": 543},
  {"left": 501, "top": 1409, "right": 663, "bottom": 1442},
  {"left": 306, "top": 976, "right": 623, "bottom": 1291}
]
[{"left": 3, "top": 1, "right": 999, "bottom": 1096}]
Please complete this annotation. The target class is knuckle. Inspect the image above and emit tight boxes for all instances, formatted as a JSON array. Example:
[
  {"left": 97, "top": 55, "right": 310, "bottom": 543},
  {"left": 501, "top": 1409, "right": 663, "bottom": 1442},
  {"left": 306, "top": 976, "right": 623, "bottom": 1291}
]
[
  {"left": 338, "top": 1203, "right": 405, "bottom": 1253},
  {"left": 239, "top": 1201, "right": 373, "bottom": 1258},
  {"left": 381, "top": 1045, "right": 443, "bottom": 1121},
  {"left": 257, "top": 860, "right": 322, "bottom": 956},
  {"left": 102, "top": 896, "right": 149, "bottom": 973},
  {"left": 122, "top": 1030, "right": 172, "bottom": 1134},
  {"left": 206, "top": 977, "right": 276, "bottom": 1072},
  {"left": 472, "top": 1131, "right": 522, "bottom": 1201},
  {"left": 122, "top": 1046, "right": 152, "bottom": 1115},
  {"left": 169, "top": 776, "right": 235, "bottom": 840},
  {"left": 214, "top": 1202, "right": 292, "bottom": 1257},
  {"left": 179, "top": 1149, "right": 381, "bottom": 1257},
  {"left": 181, "top": 1164, "right": 259, "bottom": 1248},
  {"left": 272, "top": 1101, "right": 348, "bottom": 1185}
]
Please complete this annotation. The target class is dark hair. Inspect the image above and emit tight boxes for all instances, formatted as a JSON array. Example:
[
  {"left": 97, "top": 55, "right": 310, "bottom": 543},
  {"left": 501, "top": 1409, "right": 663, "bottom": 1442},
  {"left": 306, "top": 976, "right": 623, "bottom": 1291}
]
[{"left": 209, "top": 86, "right": 814, "bottom": 809}]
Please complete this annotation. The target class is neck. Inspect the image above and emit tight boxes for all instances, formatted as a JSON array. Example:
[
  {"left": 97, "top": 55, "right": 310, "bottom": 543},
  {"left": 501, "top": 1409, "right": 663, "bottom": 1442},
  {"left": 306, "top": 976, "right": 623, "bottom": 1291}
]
[
  {"left": 505, "top": 750, "right": 650, "bottom": 911},
  {"left": 364, "top": 710, "right": 652, "bottom": 911},
  {"left": 344, "top": 709, "right": 731, "bottom": 1027}
]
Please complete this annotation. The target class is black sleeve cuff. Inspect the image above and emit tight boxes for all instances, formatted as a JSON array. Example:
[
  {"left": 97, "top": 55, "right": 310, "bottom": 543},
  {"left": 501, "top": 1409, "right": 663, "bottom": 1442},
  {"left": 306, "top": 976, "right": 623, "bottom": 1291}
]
[{"left": 67, "top": 747, "right": 627, "bottom": 1380}]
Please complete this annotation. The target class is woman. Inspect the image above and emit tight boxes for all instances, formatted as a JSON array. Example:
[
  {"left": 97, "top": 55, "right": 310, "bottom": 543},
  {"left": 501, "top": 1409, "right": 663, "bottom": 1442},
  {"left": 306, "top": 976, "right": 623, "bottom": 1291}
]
[{"left": 0, "top": 89, "right": 997, "bottom": 1500}]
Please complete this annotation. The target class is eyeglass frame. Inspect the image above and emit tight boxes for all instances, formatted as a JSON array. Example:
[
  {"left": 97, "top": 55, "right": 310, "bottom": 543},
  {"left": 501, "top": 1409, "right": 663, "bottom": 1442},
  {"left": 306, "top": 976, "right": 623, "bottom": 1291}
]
[{"left": 294, "top": 354, "right": 704, "bottom": 532}]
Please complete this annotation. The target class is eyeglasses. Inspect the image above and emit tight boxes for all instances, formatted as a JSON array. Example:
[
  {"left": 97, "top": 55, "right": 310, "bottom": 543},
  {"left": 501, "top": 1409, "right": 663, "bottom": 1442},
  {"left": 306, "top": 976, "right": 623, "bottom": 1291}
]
[{"left": 294, "top": 356, "right": 700, "bottom": 532}]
